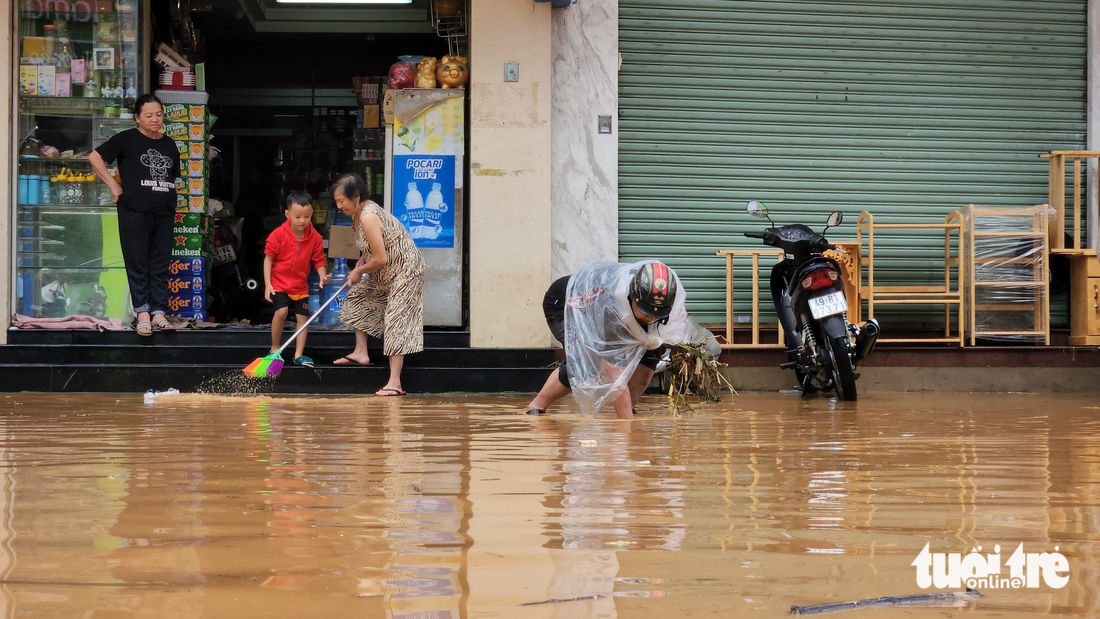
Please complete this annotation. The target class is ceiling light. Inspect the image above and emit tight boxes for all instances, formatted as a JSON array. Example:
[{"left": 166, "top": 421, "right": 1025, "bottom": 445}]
[{"left": 275, "top": 0, "right": 412, "bottom": 3}]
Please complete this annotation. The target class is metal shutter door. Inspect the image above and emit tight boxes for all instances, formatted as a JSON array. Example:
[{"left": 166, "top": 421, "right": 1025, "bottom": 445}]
[{"left": 619, "top": 0, "right": 1086, "bottom": 324}]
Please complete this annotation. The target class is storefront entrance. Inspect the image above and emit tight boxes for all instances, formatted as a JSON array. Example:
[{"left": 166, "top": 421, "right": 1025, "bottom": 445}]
[{"left": 11, "top": 0, "right": 469, "bottom": 330}]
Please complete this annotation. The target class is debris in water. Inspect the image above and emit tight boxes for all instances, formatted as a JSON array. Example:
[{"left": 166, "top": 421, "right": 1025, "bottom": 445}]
[
  {"left": 614, "top": 577, "right": 665, "bottom": 585},
  {"left": 196, "top": 371, "right": 275, "bottom": 395},
  {"left": 661, "top": 343, "right": 736, "bottom": 415},
  {"left": 790, "top": 588, "right": 981, "bottom": 616},
  {"left": 521, "top": 594, "right": 604, "bottom": 606},
  {"left": 143, "top": 388, "right": 180, "bottom": 403}
]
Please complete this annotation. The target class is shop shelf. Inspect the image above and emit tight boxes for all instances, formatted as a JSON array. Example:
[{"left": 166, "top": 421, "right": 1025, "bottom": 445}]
[
  {"left": 20, "top": 97, "right": 130, "bottom": 116},
  {"left": 19, "top": 156, "right": 95, "bottom": 162},
  {"left": 16, "top": 265, "right": 125, "bottom": 271},
  {"left": 16, "top": 220, "right": 64, "bottom": 228},
  {"left": 19, "top": 9, "right": 138, "bottom": 17},
  {"left": 16, "top": 37, "right": 137, "bottom": 46},
  {"left": 16, "top": 5, "right": 144, "bottom": 323},
  {"left": 18, "top": 204, "right": 115, "bottom": 211}
]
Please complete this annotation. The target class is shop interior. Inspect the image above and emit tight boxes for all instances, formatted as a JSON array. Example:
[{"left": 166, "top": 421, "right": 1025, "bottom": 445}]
[
  {"left": 14, "top": 0, "right": 465, "bottom": 327},
  {"left": 174, "top": 4, "right": 450, "bottom": 324}
]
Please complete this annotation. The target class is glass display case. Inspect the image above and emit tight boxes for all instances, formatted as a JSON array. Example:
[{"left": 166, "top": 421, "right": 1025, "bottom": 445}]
[{"left": 15, "top": 1, "right": 145, "bottom": 319}]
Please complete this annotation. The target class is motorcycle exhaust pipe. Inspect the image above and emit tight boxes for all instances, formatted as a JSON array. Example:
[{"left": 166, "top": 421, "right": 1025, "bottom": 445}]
[{"left": 853, "top": 318, "right": 880, "bottom": 363}]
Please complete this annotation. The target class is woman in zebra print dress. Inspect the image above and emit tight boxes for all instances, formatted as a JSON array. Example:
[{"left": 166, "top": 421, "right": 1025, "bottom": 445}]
[{"left": 331, "top": 174, "right": 425, "bottom": 396}]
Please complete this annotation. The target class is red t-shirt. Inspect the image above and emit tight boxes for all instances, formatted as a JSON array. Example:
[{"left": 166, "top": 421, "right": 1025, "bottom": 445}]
[{"left": 264, "top": 220, "right": 325, "bottom": 296}]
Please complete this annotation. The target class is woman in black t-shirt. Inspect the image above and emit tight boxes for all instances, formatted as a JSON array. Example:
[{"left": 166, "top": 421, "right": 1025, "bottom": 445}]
[{"left": 89, "top": 94, "right": 181, "bottom": 336}]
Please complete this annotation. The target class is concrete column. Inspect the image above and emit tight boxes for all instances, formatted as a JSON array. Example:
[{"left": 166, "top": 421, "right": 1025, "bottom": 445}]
[
  {"left": 0, "top": 4, "right": 13, "bottom": 343},
  {"left": 468, "top": 0, "right": 553, "bottom": 348},
  {"left": 550, "top": 0, "right": 619, "bottom": 278},
  {"left": 1090, "top": 0, "right": 1099, "bottom": 251}
]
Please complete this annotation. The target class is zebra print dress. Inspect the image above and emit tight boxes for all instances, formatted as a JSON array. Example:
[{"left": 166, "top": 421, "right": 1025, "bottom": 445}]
[{"left": 337, "top": 201, "right": 426, "bottom": 356}]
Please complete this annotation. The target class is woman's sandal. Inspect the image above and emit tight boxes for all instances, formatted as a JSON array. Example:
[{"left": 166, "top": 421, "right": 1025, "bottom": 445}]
[
  {"left": 135, "top": 320, "right": 152, "bottom": 337},
  {"left": 151, "top": 315, "right": 175, "bottom": 330}
]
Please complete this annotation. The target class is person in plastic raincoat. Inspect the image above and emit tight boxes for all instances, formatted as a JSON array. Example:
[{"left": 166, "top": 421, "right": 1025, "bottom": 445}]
[{"left": 524, "top": 260, "right": 698, "bottom": 419}]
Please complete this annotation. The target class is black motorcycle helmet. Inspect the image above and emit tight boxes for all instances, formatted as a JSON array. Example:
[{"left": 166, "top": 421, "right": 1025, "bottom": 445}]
[{"left": 629, "top": 261, "right": 678, "bottom": 323}]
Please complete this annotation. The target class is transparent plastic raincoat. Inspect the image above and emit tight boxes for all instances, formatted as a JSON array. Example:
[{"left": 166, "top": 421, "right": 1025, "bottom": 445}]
[{"left": 564, "top": 260, "right": 690, "bottom": 415}]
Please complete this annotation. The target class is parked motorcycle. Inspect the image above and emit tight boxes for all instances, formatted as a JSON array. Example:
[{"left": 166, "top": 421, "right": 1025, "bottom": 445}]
[
  {"left": 743, "top": 201, "right": 879, "bottom": 400},
  {"left": 209, "top": 217, "right": 261, "bottom": 322}
]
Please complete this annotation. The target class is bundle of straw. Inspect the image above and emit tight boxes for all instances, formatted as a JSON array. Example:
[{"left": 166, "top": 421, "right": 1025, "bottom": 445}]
[{"left": 661, "top": 343, "right": 735, "bottom": 415}]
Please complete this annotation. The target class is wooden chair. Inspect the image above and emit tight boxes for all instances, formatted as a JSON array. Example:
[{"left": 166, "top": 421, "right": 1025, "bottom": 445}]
[
  {"left": 855, "top": 210, "right": 966, "bottom": 346},
  {"left": 714, "top": 249, "right": 786, "bottom": 348},
  {"left": 1039, "top": 150, "right": 1099, "bottom": 256},
  {"left": 825, "top": 241, "right": 862, "bottom": 324},
  {"left": 1040, "top": 151, "right": 1097, "bottom": 346}
]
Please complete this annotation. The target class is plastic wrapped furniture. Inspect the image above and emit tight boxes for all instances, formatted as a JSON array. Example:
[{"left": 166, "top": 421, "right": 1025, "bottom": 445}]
[{"left": 963, "top": 204, "right": 1049, "bottom": 345}]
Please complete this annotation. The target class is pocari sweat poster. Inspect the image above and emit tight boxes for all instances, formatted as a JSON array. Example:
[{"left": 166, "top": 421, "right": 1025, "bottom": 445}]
[{"left": 392, "top": 154, "right": 455, "bottom": 249}]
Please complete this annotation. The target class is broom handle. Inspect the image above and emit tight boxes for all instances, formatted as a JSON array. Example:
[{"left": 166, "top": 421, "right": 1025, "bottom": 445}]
[{"left": 276, "top": 279, "right": 352, "bottom": 355}]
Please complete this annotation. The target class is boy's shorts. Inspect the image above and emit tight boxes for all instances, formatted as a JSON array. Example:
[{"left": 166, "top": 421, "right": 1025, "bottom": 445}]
[{"left": 273, "top": 292, "right": 308, "bottom": 316}]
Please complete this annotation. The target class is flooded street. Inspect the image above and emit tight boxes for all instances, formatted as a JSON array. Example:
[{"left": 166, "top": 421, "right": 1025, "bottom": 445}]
[{"left": 0, "top": 392, "right": 1097, "bottom": 618}]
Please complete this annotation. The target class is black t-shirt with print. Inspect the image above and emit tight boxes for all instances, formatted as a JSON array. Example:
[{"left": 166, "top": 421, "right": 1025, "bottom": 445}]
[{"left": 95, "top": 128, "right": 181, "bottom": 214}]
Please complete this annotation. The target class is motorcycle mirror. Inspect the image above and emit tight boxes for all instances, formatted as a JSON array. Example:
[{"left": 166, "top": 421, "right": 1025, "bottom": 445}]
[
  {"left": 826, "top": 211, "right": 843, "bottom": 228},
  {"left": 747, "top": 201, "right": 769, "bottom": 218}
]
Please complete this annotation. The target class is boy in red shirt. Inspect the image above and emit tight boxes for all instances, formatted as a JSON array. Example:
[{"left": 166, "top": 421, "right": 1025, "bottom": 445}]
[{"left": 264, "top": 191, "right": 330, "bottom": 367}]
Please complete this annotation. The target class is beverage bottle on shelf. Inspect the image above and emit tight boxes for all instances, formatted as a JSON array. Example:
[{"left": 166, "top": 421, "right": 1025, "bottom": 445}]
[
  {"left": 322, "top": 259, "right": 349, "bottom": 326},
  {"left": 404, "top": 182, "right": 424, "bottom": 239},
  {"left": 423, "top": 182, "right": 446, "bottom": 240},
  {"left": 20, "top": 263, "right": 34, "bottom": 316},
  {"left": 98, "top": 176, "right": 113, "bottom": 205},
  {"left": 42, "top": 24, "right": 56, "bottom": 65},
  {"left": 308, "top": 270, "right": 320, "bottom": 316},
  {"left": 55, "top": 37, "right": 72, "bottom": 72},
  {"left": 27, "top": 175, "right": 39, "bottom": 205},
  {"left": 39, "top": 175, "right": 51, "bottom": 205},
  {"left": 80, "top": 172, "right": 96, "bottom": 204},
  {"left": 50, "top": 172, "right": 64, "bottom": 205}
]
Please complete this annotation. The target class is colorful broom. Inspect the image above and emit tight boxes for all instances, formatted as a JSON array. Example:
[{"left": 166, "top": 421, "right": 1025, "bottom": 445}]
[{"left": 243, "top": 279, "right": 352, "bottom": 379}]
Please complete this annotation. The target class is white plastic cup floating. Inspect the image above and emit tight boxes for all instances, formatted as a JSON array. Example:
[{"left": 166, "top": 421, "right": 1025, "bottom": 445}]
[
  {"left": 405, "top": 182, "right": 424, "bottom": 239},
  {"left": 144, "top": 388, "right": 180, "bottom": 403}
]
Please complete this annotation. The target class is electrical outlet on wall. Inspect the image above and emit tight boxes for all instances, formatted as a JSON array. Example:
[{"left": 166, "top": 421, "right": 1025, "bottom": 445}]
[{"left": 504, "top": 62, "right": 519, "bottom": 82}]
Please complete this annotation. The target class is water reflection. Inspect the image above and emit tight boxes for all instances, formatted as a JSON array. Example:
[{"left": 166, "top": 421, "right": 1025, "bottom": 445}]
[
  {"left": 536, "top": 419, "right": 677, "bottom": 616},
  {"left": 378, "top": 397, "right": 467, "bottom": 619},
  {"left": 0, "top": 393, "right": 1097, "bottom": 617}
]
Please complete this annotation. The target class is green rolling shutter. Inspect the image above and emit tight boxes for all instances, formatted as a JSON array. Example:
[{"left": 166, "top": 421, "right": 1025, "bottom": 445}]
[{"left": 619, "top": 0, "right": 1086, "bottom": 325}]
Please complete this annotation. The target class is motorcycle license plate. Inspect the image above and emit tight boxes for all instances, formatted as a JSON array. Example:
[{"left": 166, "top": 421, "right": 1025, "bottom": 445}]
[
  {"left": 211, "top": 244, "right": 237, "bottom": 266},
  {"left": 809, "top": 291, "right": 848, "bottom": 319}
]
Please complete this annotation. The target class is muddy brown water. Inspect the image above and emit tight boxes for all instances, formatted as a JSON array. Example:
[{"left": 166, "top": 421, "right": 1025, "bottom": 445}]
[{"left": 0, "top": 392, "right": 1097, "bottom": 618}]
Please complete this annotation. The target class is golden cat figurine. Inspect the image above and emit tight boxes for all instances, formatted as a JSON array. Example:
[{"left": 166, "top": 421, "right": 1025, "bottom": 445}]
[{"left": 416, "top": 57, "right": 437, "bottom": 88}]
